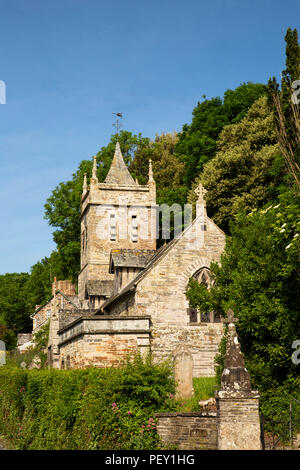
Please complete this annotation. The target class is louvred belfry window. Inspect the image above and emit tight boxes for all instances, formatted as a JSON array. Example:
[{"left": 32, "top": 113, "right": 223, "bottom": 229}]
[
  {"left": 110, "top": 214, "right": 116, "bottom": 241},
  {"left": 131, "top": 215, "right": 138, "bottom": 242}
]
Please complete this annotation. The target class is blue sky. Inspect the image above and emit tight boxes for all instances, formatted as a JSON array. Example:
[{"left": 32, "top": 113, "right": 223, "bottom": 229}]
[{"left": 0, "top": 0, "right": 299, "bottom": 274}]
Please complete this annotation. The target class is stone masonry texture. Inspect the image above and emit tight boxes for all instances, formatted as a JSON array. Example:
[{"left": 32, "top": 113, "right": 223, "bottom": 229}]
[{"left": 156, "top": 412, "right": 217, "bottom": 450}]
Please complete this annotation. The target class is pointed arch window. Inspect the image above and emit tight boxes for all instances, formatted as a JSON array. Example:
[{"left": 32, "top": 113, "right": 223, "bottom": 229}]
[
  {"left": 187, "top": 267, "right": 220, "bottom": 323},
  {"left": 193, "top": 267, "right": 212, "bottom": 289}
]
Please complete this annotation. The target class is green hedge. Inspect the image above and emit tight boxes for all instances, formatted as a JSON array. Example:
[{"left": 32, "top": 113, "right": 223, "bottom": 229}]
[{"left": 0, "top": 355, "right": 178, "bottom": 450}]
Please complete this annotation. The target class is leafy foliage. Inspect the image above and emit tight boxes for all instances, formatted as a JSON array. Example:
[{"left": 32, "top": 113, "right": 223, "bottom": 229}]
[
  {"left": 0, "top": 354, "right": 177, "bottom": 450},
  {"left": 0, "top": 273, "right": 31, "bottom": 348},
  {"left": 268, "top": 28, "right": 300, "bottom": 192},
  {"left": 195, "top": 96, "right": 283, "bottom": 232},
  {"left": 186, "top": 191, "right": 300, "bottom": 417},
  {"left": 179, "top": 377, "right": 218, "bottom": 412},
  {"left": 175, "top": 82, "right": 266, "bottom": 188},
  {"left": 5, "top": 322, "right": 49, "bottom": 370}
]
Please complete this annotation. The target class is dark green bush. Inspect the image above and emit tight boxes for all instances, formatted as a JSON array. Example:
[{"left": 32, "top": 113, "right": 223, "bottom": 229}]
[{"left": 0, "top": 354, "right": 177, "bottom": 450}]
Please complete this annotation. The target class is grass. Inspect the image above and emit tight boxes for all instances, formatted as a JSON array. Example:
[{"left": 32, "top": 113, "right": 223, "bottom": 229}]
[
  {"left": 4, "top": 349, "right": 47, "bottom": 369},
  {"left": 179, "top": 376, "right": 218, "bottom": 412},
  {"left": 0, "top": 434, "right": 14, "bottom": 450}
]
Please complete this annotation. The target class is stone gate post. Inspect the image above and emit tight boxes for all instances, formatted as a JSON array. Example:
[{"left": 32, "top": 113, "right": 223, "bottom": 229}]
[{"left": 215, "top": 309, "right": 262, "bottom": 450}]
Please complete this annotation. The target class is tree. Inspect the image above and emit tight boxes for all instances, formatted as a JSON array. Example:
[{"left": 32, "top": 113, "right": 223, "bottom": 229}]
[
  {"left": 151, "top": 133, "right": 186, "bottom": 207},
  {"left": 175, "top": 82, "right": 267, "bottom": 188},
  {"left": 0, "top": 323, "right": 15, "bottom": 350},
  {"left": 175, "top": 97, "right": 227, "bottom": 187},
  {"left": 268, "top": 27, "right": 300, "bottom": 191},
  {"left": 193, "top": 96, "right": 282, "bottom": 232},
  {"left": 186, "top": 191, "right": 300, "bottom": 397},
  {"left": 223, "top": 82, "right": 267, "bottom": 123},
  {"left": 130, "top": 132, "right": 186, "bottom": 207},
  {"left": 24, "top": 256, "right": 58, "bottom": 314},
  {"left": 0, "top": 273, "right": 31, "bottom": 347}
]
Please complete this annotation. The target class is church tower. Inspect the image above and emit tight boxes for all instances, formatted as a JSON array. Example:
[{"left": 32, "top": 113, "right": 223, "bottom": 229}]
[{"left": 78, "top": 142, "right": 157, "bottom": 303}]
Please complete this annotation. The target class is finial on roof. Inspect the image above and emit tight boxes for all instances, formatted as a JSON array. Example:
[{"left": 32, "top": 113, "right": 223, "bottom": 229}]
[
  {"left": 90, "top": 156, "right": 98, "bottom": 187},
  {"left": 195, "top": 182, "right": 207, "bottom": 219},
  {"left": 112, "top": 112, "right": 123, "bottom": 136},
  {"left": 82, "top": 173, "right": 88, "bottom": 194},
  {"left": 195, "top": 183, "right": 207, "bottom": 203},
  {"left": 148, "top": 159, "right": 154, "bottom": 183},
  {"left": 92, "top": 156, "right": 97, "bottom": 180}
]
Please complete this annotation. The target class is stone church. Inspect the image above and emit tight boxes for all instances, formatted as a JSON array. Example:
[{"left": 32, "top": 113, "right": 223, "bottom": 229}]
[{"left": 28, "top": 142, "right": 225, "bottom": 376}]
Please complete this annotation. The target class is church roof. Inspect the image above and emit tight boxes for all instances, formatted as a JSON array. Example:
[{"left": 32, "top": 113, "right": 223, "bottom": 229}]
[
  {"left": 104, "top": 142, "right": 136, "bottom": 186},
  {"left": 86, "top": 280, "right": 114, "bottom": 297},
  {"left": 99, "top": 239, "right": 177, "bottom": 312},
  {"left": 109, "top": 249, "right": 156, "bottom": 273}
]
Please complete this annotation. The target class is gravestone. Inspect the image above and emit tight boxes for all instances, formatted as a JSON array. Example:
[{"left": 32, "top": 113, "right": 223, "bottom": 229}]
[
  {"left": 0, "top": 340, "right": 6, "bottom": 366},
  {"left": 29, "top": 355, "right": 42, "bottom": 369},
  {"left": 174, "top": 345, "right": 194, "bottom": 400}
]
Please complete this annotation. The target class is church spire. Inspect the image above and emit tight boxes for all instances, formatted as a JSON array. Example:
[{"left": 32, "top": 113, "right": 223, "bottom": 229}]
[{"left": 104, "top": 142, "right": 135, "bottom": 185}]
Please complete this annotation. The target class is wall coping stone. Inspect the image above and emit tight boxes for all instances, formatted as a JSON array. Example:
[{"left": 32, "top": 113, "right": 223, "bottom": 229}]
[
  {"left": 58, "top": 328, "right": 151, "bottom": 347},
  {"left": 155, "top": 412, "right": 217, "bottom": 418},
  {"left": 58, "top": 314, "right": 151, "bottom": 334},
  {"left": 215, "top": 390, "right": 260, "bottom": 399}
]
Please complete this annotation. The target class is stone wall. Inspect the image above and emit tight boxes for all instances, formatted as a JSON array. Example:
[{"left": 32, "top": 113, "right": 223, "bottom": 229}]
[
  {"left": 33, "top": 303, "right": 51, "bottom": 333},
  {"left": 151, "top": 323, "right": 224, "bottom": 377},
  {"left": 104, "top": 214, "right": 225, "bottom": 376},
  {"left": 58, "top": 315, "right": 151, "bottom": 369},
  {"left": 156, "top": 412, "right": 217, "bottom": 450},
  {"left": 52, "top": 280, "right": 76, "bottom": 296},
  {"left": 33, "top": 292, "right": 79, "bottom": 334},
  {"left": 17, "top": 333, "right": 33, "bottom": 353}
]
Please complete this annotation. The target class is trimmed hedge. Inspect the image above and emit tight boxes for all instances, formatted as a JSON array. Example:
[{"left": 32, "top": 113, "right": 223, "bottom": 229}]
[{"left": 0, "top": 355, "right": 177, "bottom": 450}]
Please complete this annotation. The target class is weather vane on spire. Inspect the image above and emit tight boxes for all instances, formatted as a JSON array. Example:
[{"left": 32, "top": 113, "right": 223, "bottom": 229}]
[{"left": 112, "top": 112, "right": 123, "bottom": 137}]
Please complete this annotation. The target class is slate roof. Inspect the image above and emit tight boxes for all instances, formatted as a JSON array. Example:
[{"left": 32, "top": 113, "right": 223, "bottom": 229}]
[
  {"left": 109, "top": 249, "right": 156, "bottom": 273},
  {"left": 86, "top": 280, "right": 114, "bottom": 297},
  {"left": 104, "top": 142, "right": 136, "bottom": 186}
]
